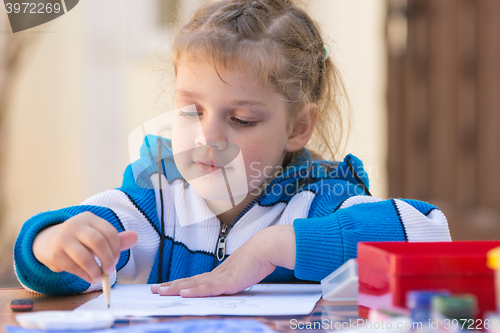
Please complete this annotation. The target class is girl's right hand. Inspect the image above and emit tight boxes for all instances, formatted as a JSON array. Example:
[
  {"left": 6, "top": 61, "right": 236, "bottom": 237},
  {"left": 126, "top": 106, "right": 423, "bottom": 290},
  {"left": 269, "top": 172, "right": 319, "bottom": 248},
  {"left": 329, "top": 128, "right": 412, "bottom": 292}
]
[{"left": 32, "top": 211, "right": 138, "bottom": 284}]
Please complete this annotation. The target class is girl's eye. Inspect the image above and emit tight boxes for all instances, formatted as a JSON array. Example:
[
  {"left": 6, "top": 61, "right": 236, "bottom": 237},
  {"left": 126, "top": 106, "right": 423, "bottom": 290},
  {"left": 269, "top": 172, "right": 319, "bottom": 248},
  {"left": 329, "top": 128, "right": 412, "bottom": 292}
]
[
  {"left": 179, "top": 111, "right": 201, "bottom": 119},
  {"left": 232, "top": 117, "right": 257, "bottom": 127}
]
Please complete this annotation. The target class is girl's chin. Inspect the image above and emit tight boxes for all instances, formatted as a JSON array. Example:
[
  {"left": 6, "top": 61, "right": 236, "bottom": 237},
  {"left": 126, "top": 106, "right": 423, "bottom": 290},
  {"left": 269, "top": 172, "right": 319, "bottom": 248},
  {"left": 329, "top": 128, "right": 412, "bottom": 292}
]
[
  {"left": 189, "top": 178, "right": 250, "bottom": 201},
  {"left": 194, "top": 189, "right": 242, "bottom": 201}
]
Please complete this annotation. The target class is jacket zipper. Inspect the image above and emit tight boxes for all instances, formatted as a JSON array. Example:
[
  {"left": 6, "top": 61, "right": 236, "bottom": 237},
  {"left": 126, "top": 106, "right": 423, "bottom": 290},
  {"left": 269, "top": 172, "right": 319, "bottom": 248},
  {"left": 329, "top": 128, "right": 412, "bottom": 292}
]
[
  {"left": 214, "top": 166, "right": 310, "bottom": 263},
  {"left": 216, "top": 225, "right": 228, "bottom": 261}
]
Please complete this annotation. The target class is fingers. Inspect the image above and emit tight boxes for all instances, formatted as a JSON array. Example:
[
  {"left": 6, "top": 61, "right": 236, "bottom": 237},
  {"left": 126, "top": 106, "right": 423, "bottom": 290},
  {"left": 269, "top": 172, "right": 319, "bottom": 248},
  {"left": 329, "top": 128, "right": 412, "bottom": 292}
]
[
  {"left": 89, "top": 218, "right": 121, "bottom": 262},
  {"left": 180, "top": 283, "right": 229, "bottom": 298},
  {"left": 151, "top": 281, "right": 183, "bottom": 294},
  {"left": 151, "top": 275, "right": 197, "bottom": 294},
  {"left": 119, "top": 231, "right": 138, "bottom": 251},
  {"left": 33, "top": 211, "right": 136, "bottom": 284},
  {"left": 154, "top": 274, "right": 233, "bottom": 298},
  {"left": 159, "top": 281, "right": 229, "bottom": 298},
  {"left": 75, "top": 224, "right": 116, "bottom": 275},
  {"left": 63, "top": 241, "right": 103, "bottom": 284},
  {"left": 72, "top": 213, "right": 137, "bottom": 275},
  {"left": 158, "top": 280, "right": 198, "bottom": 296},
  {"left": 151, "top": 274, "right": 194, "bottom": 294},
  {"left": 151, "top": 284, "right": 161, "bottom": 294},
  {"left": 54, "top": 251, "right": 95, "bottom": 284}
]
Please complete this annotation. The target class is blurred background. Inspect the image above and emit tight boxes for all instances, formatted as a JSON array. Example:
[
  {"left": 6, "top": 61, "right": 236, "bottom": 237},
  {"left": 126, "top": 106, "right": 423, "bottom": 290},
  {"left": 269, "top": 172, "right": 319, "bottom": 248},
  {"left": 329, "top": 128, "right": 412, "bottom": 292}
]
[{"left": 0, "top": 0, "right": 498, "bottom": 287}]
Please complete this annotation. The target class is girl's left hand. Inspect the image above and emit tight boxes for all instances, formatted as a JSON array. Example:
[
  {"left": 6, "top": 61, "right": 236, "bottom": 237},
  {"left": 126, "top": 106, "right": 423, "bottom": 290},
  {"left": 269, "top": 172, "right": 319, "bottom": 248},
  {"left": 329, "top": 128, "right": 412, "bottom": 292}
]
[{"left": 151, "top": 224, "right": 296, "bottom": 297}]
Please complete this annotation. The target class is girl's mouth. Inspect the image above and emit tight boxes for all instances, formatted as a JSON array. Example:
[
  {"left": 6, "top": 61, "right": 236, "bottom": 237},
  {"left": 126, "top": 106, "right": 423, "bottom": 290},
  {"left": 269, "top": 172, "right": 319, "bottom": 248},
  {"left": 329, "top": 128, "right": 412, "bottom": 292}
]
[{"left": 193, "top": 160, "right": 223, "bottom": 174}]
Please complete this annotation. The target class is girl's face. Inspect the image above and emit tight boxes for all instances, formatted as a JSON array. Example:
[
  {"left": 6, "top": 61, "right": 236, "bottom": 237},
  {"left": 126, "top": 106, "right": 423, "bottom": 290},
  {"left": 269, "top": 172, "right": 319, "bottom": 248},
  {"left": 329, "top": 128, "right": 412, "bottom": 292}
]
[{"left": 172, "top": 59, "right": 292, "bottom": 200}]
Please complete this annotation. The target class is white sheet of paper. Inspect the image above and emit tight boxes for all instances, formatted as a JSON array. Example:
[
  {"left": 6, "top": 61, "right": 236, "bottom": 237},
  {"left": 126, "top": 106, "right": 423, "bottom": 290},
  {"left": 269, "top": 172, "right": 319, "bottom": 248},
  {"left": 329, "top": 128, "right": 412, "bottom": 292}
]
[{"left": 75, "top": 284, "right": 322, "bottom": 316}]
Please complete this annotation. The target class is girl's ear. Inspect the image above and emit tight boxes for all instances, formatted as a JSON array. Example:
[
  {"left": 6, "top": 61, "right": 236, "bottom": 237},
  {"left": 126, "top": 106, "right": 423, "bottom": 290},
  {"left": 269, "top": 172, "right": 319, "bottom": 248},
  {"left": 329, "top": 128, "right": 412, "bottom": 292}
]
[{"left": 285, "top": 103, "right": 319, "bottom": 153}]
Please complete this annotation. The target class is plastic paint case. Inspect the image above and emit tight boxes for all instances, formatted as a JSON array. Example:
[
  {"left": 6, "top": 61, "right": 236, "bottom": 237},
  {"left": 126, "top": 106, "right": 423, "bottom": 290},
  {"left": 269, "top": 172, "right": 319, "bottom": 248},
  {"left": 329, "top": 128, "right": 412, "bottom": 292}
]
[
  {"left": 431, "top": 294, "right": 478, "bottom": 321},
  {"left": 407, "top": 290, "right": 451, "bottom": 324},
  {"left": 16, "top": 311, "right": 114, "bottom": 331},
  {"left": 487, "top": 247, "right": 500, "bottom": 313},
  {"left": 321, "top": 258, "right": 358, "bottom": 301},
  {"left": 357, "top": 241, "right": 500, "bottom": 319}
]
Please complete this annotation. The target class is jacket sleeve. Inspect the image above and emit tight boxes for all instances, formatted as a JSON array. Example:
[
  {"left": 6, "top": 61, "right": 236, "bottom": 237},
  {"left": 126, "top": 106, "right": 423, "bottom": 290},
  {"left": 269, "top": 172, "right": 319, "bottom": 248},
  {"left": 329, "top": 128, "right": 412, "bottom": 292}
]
[
  {"left": 293, "top": 195, "right": 451, "bottom": 281},
  {"left": 13, "top": 162, "right": 161, "bottom": 295}
]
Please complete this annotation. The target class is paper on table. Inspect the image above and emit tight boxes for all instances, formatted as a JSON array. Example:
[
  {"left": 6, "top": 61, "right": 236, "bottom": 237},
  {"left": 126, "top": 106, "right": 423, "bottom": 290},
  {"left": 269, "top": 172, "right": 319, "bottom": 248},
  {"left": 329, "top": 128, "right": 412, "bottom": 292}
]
[{"left": 75, "top": 284, "right": 322, "bottom": 317}]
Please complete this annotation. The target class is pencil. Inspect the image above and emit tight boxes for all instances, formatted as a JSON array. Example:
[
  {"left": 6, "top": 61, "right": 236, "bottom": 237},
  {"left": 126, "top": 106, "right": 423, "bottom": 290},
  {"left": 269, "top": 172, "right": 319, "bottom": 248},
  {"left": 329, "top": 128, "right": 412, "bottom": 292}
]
[{"left": 102, "top": 273, "right": 111, "bottom": 309}]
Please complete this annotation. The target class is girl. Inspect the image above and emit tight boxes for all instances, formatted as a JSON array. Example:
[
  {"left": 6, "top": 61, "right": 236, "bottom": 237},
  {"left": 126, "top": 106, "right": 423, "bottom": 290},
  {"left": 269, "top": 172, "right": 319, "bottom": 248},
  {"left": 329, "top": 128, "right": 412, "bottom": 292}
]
[{"left": 14, "top": 0, "right": 451, "bottom": 297}]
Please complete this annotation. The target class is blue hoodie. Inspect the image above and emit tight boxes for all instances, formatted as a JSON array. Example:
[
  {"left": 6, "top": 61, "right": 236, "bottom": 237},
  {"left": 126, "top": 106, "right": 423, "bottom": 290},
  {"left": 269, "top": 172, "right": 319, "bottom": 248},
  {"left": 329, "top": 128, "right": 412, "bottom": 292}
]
[{"left": 14, "top": 136, "right": 451, "bottom": 295}]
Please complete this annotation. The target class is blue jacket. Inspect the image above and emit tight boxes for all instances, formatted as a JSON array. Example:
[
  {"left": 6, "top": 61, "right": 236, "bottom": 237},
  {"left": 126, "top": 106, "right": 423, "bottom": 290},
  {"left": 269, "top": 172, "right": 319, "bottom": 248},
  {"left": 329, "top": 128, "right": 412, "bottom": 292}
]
[{"left": 14, "top": 136, "right": 451, "bottom": 295}]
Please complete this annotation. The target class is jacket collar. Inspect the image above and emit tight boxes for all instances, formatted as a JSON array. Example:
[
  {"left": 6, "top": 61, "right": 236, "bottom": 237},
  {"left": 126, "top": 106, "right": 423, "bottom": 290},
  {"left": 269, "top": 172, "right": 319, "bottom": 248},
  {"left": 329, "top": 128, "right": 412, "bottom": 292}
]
[{"left": 256, "top": 147, "right": 370, "bottom": 206}]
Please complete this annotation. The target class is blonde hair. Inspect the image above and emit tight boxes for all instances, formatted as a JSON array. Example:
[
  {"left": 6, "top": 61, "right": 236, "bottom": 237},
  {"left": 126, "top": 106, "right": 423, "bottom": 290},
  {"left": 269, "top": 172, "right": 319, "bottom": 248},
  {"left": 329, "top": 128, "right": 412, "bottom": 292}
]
[{"left": 171, "top": 0, "right": 350, "bottom": 162}]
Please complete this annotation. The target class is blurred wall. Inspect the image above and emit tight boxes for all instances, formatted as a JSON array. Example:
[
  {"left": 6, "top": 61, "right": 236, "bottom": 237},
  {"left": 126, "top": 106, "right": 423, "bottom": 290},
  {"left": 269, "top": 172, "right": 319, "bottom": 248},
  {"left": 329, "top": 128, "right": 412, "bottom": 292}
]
[
  {"left": 0, "top": 0, "right": 176, "bottom": 284},
  {"left": 309, "top": 0, "right": 388, "bottom": 198},
  {"left": 0, "top": 0, "right": 388, "bottom": 285},
  {"left": 386, "top": 0, "right": 500, "bottom": 240}
]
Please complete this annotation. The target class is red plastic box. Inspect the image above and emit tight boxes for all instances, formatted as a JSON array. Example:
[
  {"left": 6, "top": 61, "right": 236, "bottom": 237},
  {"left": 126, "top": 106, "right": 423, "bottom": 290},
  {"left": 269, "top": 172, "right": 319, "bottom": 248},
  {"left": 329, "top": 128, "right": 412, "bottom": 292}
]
[{"left": 357, "top": 241, "right": 500, "bottom": 319}]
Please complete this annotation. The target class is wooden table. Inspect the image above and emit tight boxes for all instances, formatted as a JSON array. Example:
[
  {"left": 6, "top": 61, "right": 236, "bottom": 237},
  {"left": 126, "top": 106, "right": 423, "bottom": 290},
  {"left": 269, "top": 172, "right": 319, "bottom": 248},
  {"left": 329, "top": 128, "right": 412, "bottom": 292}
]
[{"left": 0, "top": 288, "right": 360, "bottom": 332}]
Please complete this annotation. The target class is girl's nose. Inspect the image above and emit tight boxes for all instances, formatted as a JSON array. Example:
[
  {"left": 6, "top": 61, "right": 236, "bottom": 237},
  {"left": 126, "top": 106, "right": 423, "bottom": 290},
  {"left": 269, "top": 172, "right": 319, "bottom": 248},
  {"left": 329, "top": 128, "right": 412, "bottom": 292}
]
[{"left": 194, "top": 118, "right": 227, "bottom": 150}]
